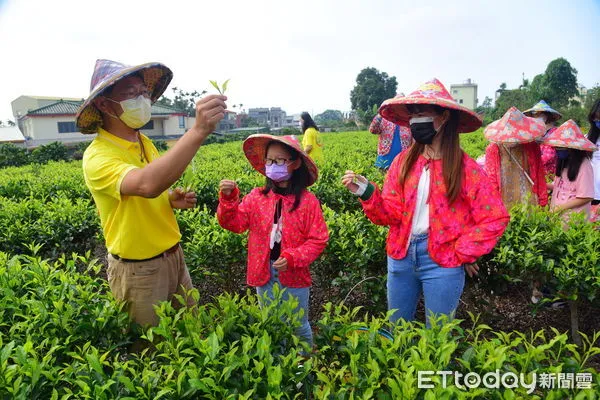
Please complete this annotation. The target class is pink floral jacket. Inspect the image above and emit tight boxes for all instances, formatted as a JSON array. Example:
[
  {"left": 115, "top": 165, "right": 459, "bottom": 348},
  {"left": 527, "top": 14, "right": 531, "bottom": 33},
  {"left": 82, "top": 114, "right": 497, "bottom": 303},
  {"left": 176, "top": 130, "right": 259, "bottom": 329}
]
[
  {"left": 360, "top": 153, "right": 509, "bottom": 267},
  {"left": 484, "top": 142, "right": 548, "bottom": 207},
  {"left": 369, "top": 114, "right": 412, "bottom": 156},
  {"left": 217, "top": 187, "right": 329, "bottom": 287}
]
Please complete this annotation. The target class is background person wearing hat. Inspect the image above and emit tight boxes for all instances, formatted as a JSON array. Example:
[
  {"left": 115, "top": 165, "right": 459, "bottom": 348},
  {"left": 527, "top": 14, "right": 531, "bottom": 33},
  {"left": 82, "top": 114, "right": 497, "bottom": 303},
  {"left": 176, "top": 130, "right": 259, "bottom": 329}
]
[
  {"left": 483, "top": 107, "right": 548, "bottom": 209},
  {"left": 217, "top": 134, "right": 329, "bottom": 347},
  {"left": 369, "top": 110, "right": 412, "bottom": 174},
  {"left": 544, "top": 119, "right": 597, "bottom": 221},
  {"left": 341, "top": 79, "right": 509, "bottom": 327},
  {"left": 78, "top": 59, "right": 227, "bottom": 330},
  {"left": 586, "top": 98, "right": 600, "bottom": 223},
  {"left": 524, "top": 100, "right": 563, "bottom": 181}
]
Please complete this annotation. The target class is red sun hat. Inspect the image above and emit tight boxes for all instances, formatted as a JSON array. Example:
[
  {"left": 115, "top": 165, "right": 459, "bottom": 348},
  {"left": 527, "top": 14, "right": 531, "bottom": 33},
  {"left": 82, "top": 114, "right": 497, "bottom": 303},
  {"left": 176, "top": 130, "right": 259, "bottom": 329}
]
[
  {"left": 242, "top": 134, "right": 319, "bottom": 186},
  {"left": 542, "top": 120, "right": 597, "bottom": 151},
  {"left": 484, "top": 107, "right": 546, "bottom": 144},
  {"left": 379, "top": 78, "right": 482, "bottom": 133}
]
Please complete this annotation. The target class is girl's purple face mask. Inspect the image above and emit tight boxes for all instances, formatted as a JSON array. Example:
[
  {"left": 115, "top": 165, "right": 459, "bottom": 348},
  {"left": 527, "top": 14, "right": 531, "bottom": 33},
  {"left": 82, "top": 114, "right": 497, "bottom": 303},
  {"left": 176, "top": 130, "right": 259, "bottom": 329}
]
[{"left": 265, "top": 163, "right": 292, "bottom": 182}]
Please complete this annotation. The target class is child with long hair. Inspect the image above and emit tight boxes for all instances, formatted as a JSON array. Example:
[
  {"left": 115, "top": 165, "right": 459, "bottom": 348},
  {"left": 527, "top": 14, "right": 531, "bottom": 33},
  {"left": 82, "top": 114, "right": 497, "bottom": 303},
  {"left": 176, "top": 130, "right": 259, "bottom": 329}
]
[
  {"left": 217, "top": 134, "right": 328, "bottom": 346},
  {"left": 586, "top": 99, "right": 600, "bottom": 222},
  {"left": 342, "top": 79, "right": 509, "bottom": 326},
  {"left": 544, "top": 120, "right": 597, "bottom": 220}
]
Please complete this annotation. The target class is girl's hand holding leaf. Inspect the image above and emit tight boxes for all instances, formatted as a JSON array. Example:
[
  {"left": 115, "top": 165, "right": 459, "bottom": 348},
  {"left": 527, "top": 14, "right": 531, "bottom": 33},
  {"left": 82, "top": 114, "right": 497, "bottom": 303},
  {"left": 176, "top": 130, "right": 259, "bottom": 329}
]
[{"left": 219, "top": 179, "right": 237, "bottom": 197}]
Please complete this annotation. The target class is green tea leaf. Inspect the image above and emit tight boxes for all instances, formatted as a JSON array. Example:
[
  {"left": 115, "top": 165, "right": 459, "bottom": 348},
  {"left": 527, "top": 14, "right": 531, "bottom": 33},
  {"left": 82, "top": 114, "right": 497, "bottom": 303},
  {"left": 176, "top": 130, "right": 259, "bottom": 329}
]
[
  {"left": 221, "top": 79, "right": 230, "bottom": 94},
  {"left": 209, "top": 80, "right": 221, "bottom": 94}
]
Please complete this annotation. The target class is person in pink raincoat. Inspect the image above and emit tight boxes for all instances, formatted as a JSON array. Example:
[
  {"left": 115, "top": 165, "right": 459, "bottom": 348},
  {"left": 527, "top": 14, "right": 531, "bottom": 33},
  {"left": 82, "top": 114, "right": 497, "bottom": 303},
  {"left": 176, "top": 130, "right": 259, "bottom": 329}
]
[
  {"left": 342, "top": 79, "right": 509, "bottom": 327},
  {"left": 586, "top": 98, "right": 600, "bottom": 223},
  {"left": 217, "top": 134, "right": 329, "bottom": 346},
  {"left": 544, "top": 120, "right": 597, "bottom": 221},
  {"left": 483, "top": 107, "right": 548, "bottom": 209}
]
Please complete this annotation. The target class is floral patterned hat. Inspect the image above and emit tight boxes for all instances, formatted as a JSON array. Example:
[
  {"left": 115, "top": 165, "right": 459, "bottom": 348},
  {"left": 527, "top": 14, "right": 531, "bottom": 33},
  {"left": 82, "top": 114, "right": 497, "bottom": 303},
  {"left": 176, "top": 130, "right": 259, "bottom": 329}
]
[
  {"left": 484, "top": 107, "right": 546, "bottom": 144},
  {"left": 76, "top": 59, "right": 173, "bottom": 134},
  {"left": 523, "top": 100, "right": 562, "bottom": 123},
  {"left": 379, "top": 78, "right": 482, "bottom": 133},
  {"left": 542, "top": 120, "right": 597, "bottom": 151},
  {"left": 242, "top": 134, "right": 318, "bottom": 186}
]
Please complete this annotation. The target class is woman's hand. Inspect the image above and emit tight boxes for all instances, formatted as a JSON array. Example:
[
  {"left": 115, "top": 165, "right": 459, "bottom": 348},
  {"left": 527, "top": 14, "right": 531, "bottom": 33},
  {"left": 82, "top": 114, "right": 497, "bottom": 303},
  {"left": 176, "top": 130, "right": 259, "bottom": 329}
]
[
  {"left": 341, "top": 170, "right": 368, "bottom": 195},
  {"left": 465, "top": 263, "right": 479, "bottom": 277},
  {"left": 273, "top": 257, "right": 288, "bottom": 272},
  {"left": 219, "top": 179, "right": 237, "bottom": 197}
]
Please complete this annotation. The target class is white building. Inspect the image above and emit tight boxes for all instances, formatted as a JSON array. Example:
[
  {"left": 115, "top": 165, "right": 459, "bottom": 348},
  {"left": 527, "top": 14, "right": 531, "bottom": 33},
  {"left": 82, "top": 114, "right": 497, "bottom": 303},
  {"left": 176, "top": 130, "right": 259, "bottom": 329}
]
[
  {"left": 450, "top": 79, "right": 478, "bottom": 110},
  {"left": 0, "top": 126, "right": 26, "bottom": 147},
  {"left": 248, "top": 107, "right": 288, "bottom": 128},
  {"left": 11, "top": 96, "right": 192, "bottom": 147}
]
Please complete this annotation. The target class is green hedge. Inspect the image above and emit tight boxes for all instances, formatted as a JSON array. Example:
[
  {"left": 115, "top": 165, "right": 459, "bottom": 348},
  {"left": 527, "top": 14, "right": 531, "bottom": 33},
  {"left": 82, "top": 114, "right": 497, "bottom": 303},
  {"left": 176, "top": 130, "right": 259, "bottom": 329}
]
[{"left": 1, "top": 254, "right": 598, "bottom": 399}]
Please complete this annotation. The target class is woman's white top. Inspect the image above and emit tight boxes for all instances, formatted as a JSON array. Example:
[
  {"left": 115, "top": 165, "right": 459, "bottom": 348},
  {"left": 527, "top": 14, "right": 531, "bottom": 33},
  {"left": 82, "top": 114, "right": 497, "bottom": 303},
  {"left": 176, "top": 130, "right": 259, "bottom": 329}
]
[
  {"left": 411, "top": 166, "right": 430, "bottom": 235},
  {"left": 592, "top": 138, "right": 600, "bottom": 200}
]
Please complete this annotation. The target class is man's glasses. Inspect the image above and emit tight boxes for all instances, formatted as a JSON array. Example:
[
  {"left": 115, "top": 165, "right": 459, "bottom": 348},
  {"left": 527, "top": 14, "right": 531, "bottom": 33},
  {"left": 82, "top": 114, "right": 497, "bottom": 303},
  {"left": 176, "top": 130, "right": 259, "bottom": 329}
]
[{"left": 115, "top": 86, "right": 151, "bottom": 100}]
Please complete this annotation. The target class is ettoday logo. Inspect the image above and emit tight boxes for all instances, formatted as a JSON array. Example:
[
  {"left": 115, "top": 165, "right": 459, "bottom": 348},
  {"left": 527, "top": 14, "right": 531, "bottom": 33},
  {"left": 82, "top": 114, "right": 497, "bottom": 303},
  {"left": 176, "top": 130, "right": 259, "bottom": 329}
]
[{"left": 417, "top": 370, "right": 594, "bottom": 394}]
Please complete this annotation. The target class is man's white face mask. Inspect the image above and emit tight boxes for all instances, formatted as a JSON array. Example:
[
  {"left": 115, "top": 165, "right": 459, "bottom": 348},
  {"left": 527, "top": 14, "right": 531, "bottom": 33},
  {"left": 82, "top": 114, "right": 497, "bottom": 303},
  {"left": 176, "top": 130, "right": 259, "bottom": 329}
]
[{"left": 108, "top": 95, "right": 152, "bottom": 129}]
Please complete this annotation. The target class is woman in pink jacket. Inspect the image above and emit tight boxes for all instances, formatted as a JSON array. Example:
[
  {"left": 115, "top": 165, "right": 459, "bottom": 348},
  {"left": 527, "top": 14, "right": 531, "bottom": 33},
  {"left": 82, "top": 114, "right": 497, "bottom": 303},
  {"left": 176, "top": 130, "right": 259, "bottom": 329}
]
[
  {"left": 217, "top": 134, "right": 329, "bottom": 346},
  {"left": 342, "top": 79, "right": 509, "bottom": 326}
]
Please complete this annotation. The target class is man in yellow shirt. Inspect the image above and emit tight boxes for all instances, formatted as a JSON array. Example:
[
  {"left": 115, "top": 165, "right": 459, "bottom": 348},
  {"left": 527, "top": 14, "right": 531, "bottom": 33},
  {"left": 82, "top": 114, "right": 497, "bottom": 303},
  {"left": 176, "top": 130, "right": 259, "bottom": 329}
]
[
  {"left": 77, "top": 59, "right": 226, "bottom": 328},
  {"left": 300, "top": 112, "right": 324, "bottom": 163}
]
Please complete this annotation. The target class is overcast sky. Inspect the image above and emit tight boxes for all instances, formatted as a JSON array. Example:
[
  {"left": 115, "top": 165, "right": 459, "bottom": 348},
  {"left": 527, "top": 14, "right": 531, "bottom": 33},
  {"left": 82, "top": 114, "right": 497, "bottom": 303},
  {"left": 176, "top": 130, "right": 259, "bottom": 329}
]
[{"left": 0, "top": 0, "right": 598, "bottom": 121}]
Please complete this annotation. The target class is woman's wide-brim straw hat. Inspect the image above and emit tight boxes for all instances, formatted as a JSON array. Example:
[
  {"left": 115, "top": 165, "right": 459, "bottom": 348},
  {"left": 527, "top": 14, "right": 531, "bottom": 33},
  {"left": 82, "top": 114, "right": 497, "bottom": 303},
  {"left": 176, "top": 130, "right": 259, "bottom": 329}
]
[
  {"left": 242, "top": 134, "right": 319, "bottom": 186},
  {"left": 542, "top": 119, "right": 597, "bottom": 151},
  {"left": 523, "top": 100, "right": 562, "bottom": 123},
  {"left": 484, "top": 107, "right": 546, "bottom": 144},
  {"left": 379, "top": 78, "right": 483, "bottom": 133},
  {"left": 76, "top": 59, "right": 173, "bottom": 134}
]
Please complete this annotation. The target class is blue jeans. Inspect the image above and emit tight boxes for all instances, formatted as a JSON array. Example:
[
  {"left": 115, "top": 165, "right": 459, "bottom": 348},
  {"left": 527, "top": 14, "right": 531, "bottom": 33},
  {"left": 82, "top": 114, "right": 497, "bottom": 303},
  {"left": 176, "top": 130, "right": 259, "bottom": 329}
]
[
  {"left": 387, "top": 233, "right": 465, "bottom": 327},
  {"left": 256, "top": 263, "right": 313, "bottom": 346}
]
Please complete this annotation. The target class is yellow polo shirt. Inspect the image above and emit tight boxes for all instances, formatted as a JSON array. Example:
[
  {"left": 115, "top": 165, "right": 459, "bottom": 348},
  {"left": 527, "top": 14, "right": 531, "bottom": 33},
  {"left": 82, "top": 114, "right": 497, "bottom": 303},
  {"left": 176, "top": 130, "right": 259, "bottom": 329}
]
[
  {"left": 302, "top": 127, "right": 324, "bottom": 163},
  {"left": 82, "top": 128, "right": 181, "bottom": 259}
]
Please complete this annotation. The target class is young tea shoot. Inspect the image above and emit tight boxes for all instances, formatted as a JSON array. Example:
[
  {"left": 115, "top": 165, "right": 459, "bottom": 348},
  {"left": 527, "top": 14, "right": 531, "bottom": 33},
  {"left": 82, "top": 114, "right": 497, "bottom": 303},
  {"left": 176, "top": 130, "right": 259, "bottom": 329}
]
[
  {"left": 181, "top": 159, "right": 197, "bottom": 192},
  {"left": 209, "top": 79, "right": 230, "bottom": 95}
]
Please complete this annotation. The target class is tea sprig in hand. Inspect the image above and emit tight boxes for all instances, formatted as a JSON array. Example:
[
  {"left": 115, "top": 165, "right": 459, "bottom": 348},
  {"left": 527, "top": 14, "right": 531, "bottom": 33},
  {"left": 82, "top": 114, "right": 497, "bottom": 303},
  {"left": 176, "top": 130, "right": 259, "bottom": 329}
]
[
  {"left": 180, "top": 160, "right": 197, "bottom": 192},
  {"left": 209, "top": 79, "right": 230, "bottom": 95}
]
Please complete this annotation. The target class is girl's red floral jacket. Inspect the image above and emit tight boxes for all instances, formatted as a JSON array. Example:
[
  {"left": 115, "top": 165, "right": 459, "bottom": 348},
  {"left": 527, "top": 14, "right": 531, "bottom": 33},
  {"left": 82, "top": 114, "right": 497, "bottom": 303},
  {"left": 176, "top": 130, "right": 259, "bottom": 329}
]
[
  {"left": 217, "top": 187, "right": 329, "bottom": 288},
  {"left": 360, "top": 152, "right": 509, "bottom": 267}
]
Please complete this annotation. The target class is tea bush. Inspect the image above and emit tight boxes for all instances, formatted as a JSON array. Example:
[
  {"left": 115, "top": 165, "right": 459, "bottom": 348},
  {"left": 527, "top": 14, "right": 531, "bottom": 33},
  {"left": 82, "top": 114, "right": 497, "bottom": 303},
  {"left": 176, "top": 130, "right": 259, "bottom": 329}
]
[{"left": 1, "top": 254, "right": 598, "bottom": 398}]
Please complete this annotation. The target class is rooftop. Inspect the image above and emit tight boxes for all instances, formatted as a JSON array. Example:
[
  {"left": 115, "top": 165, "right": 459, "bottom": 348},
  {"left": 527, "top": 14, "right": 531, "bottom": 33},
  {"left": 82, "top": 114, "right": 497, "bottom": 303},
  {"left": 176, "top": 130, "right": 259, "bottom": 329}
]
[{"left": 25, "top": 99, "right": 186, "bottom": 116}]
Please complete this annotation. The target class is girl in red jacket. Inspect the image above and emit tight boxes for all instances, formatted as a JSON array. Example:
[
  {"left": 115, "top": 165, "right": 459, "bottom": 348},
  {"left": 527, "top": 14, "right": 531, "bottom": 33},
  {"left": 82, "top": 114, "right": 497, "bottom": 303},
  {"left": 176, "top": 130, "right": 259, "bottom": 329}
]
[
  {"left": 342, "top": 79, "right": 509, "bottom": 326},
  {"left": 218, "top": 134, "right": 329, "bottom": 346}
]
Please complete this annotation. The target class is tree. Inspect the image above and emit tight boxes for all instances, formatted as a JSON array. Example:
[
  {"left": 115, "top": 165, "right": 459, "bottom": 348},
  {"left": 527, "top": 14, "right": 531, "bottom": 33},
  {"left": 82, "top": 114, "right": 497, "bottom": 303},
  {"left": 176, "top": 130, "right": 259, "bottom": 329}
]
[
  {"left": 475, "top": 96, "right": 494, "bottom": 125},
  {"left": 315, "top": 110, "right": 344, "bottom": 127},
  {"left": 496, "top": 82, "right": 507, "bottom": 95},
  {"left": 157, "top": 86, "right": 207, "bottom": 116},
  {"left": 527, "top": 74, "right": 546, "bottom": 104},
  {"left": 350, "top": 67, "right": 397, "bottom": 112},
  {"left": 542, "top": 58, "right": 578, "bottom": 109},
  {"left": 492, "top": 89, "right": 532, "bottom": 120},
  {"left": 584, "top": 85, "right": 600, "bottom": 112}
]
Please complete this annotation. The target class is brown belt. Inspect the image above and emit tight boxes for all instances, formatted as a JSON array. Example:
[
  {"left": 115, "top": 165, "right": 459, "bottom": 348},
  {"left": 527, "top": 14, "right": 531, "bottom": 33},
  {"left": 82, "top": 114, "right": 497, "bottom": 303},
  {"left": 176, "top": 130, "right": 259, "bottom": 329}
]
[{"left": 111, "top": 243, "right": 180, "bottom": 263}]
